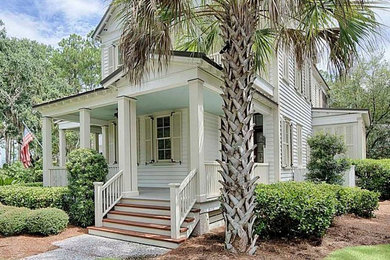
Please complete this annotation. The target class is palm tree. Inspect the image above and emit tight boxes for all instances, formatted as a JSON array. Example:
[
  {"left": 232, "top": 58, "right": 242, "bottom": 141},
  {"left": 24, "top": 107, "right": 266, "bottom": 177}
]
[{"left": 113, "top": 0, "right": 382, "bottom": 254}]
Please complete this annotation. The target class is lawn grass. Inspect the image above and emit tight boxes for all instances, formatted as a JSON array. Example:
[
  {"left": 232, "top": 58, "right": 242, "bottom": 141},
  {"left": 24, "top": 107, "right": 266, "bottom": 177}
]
[{"left": 326, "top": 244, "right": 390, "bottom": 260}]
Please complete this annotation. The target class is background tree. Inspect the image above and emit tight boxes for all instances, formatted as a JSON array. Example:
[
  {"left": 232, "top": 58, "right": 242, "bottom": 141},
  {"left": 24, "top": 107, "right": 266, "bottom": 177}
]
[
  {"left": 114, "top": 0, "right": 382, "bottom": 254},
  {"left": 326, "top": 53, "right": 390, "bottom": 158},
  {"left": 0, "top": 21, "right": 101, "bottom": 165},
  {"left": 51, "top": 32, "right": 101, "bottom": 92}
]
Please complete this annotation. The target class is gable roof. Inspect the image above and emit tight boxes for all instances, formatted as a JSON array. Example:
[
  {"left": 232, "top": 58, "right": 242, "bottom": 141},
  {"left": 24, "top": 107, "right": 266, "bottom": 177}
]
[{"left": 92, "top": 4, "right": 114, "bottom": 40}]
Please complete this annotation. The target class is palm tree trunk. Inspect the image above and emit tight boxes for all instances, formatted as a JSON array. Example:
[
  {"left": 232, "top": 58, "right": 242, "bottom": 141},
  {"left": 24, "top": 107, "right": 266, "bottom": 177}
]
[{"left": 217, "top": 0, "right": 259, "bottom": 255}]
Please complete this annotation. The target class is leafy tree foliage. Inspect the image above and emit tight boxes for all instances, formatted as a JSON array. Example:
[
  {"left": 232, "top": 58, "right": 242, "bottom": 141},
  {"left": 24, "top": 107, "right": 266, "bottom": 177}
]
[
  {"left": 307, "top": 132, "right": 350, "bottom": 185},
  {"left": 52, "top": 33, "right": 101, "bottom": 92},
  {"left": 326, "top": 54, "right": 390, "bottom": 159}
]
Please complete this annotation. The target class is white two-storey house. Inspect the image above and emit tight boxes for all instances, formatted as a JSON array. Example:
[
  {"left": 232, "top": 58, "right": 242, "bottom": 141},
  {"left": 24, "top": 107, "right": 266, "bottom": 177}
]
[{"left": 34, "top": 4, "right": 369, "bottom": 248}]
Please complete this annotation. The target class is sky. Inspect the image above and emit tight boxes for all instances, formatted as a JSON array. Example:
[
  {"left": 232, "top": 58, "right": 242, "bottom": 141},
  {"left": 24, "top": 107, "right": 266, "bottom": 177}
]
[{"left": 1, "top": 0, "right": 390, "bottom": 63}]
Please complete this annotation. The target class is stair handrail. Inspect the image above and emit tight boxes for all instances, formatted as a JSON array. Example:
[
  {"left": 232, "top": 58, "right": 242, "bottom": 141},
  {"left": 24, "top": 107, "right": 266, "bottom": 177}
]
[
  {"left": 94, "top": 169, "right": 124, "bottom": 227},
  {"left": 169, "top": 168, "right": 198, "bottom": 239}
]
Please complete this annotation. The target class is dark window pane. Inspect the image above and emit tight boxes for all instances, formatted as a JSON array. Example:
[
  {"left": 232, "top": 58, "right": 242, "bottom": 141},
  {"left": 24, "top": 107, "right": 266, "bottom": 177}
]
[
  {"left": 158, "top": 150, "right": 164, "bottom": 160},
  {"left": 157, "top": 128, "right": 163, "bottom": 138},
  {"left": 165, "top": 139, "right": 171, "bottom": 149},
  {"left": 157, "top": 118, "right": 163, "bottom": 127},
  {"left": 158, "top": 140, "right": 164, "bottom": 149},
  {"left": 164, "top": 127, "right": 170, "bottom": 137},
  {"left": 165, "top": 149, "right": 171, "bottom": 159},
  {"left": 164, "top": 117, "right": 170, "bottom": 126}
]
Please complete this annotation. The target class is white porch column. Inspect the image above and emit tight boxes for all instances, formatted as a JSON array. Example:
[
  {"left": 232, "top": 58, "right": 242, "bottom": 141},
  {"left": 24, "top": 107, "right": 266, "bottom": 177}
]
[
  {"left": 188, "top": 79, "right": 206, "bottom": 202},
  {"left": 101, "top": 125, "right": 109, "bottom": 161},
  {"left": 118, "top": 96, "right": 138, "bottom": 197},
  {"left": 79, "top": 108, "right": 91, "bottom": 148},
  {"left": 42, "top": 117, "right": 53, "bottom": 186},
  {"left": 94, "top": 133, "right": 100, "bottom": 152},
  {"left": 59, "top": 129, "right": 66, "bottom": 167}
]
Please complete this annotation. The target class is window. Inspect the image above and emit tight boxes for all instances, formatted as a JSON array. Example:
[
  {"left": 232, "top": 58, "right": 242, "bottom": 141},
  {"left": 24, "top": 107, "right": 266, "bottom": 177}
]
[
  {"left": 282, "top": 118, "right": 292, "bottom": 168},
  {"left": 295, "top": 64, "right": 302, "bottom": 93},
  {"left": 283, "top": 47, "right": 289, "bottom": 82},
  {"left": 254, "top": 114, "right": 265, "bottom": 163},
  {"left": 156, "top": 116, "right": 171, "bottom": 161},
  {"left": 297, "top": 124, "right": 303, "bottom": 167}
]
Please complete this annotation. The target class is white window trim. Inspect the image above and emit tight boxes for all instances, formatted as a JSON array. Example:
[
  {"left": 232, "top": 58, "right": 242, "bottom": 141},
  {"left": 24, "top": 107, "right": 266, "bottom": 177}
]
[
  {"left": 283, "top": 47, "right": 290, "bottom": 82},
  {"left": 154, "top": 114, "right": 172, "bottom": 162},
  {"left": 297, "top": 124, "right": 303, "bottom": 168},
  {"left": 282, "top": 117, "right": 292, "bottom": 168}
]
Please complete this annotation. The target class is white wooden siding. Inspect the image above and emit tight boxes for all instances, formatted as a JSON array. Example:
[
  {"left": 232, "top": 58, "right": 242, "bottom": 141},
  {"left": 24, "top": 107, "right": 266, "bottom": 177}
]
[
  {"left": 262, "top": 112, "right": 276, "bottom": 183},
  {"left": 137, "top": 109, "right": 189, "bottom": 187},
  {"left": 204, "top": 112, "right": 220, "bottom": 162},
  {"left": 277, "top": 47, "right": 312, "bottom": 181}
]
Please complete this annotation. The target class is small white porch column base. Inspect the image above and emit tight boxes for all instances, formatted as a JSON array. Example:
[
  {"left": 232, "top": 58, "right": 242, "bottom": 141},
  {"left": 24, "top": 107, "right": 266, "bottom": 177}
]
[
  {"left": 188, "top": 79, "right": 206, "bottom": 202},
  {"left": 192, "top": 212, "right": 210, "bottom": 236},
  {"left": 118, "top": 96, "right": 138, "bottom": 195},
  {"left": 79, "top": 108, "right": 91, "bottom": 149},
  {"left": 42, "top": 117, "right": 53, "bottom": 186}
]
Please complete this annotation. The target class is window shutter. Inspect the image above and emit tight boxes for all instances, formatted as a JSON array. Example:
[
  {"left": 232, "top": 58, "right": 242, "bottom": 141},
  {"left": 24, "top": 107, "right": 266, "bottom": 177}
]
[
  {"left": 108, "top": 45, "right": 115, "bottom": 74},
  {"left": 145, "top": 117, "right": 153, "bottom": 163},
  {"left": 281, "top": 118, "right": 286, "bottom": 167},
  {"left": 171, "top": 112, "right": 182, "bottom": 162},
  {"left": 289, "top": 122, "right": 293, "bottom": 167}
]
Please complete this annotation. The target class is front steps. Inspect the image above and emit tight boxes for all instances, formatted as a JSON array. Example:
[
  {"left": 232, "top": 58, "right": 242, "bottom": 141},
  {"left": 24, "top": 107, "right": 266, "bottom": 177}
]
[{"left": 88, "top": 197, "right": 200, "bottom": 249}]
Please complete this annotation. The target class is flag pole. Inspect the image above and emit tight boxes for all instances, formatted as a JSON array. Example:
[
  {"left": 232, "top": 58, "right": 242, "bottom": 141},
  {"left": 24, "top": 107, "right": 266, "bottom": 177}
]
[{"left": 22, "top": 121, "right": 43, "bottom": 148}]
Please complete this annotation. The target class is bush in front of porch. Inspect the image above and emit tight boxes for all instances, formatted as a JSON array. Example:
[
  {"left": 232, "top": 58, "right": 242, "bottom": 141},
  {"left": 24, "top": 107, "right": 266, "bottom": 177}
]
[
  {"left": 66, "top": 148, "right": 107, "bottom": 227},
  {"left": 254, "top": 182, "right": 379, "bottom": 239},
  {"left": 306, "top": 132, "right": 350, "bottom": 185}
]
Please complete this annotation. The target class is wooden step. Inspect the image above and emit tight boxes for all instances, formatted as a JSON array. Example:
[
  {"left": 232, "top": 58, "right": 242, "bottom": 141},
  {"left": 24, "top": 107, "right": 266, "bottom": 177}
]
[
  {"left": 88, "top": 226, "right": 186, "bottom": 249},
  {"left": 116, "top": 203, "right": 201, "bottom": 213},
  {"left": 109, "top": 210, "right": 195, "bottom": 223},
  {"left": 103, "top": 218, "right": 188, "bottom": 232}
]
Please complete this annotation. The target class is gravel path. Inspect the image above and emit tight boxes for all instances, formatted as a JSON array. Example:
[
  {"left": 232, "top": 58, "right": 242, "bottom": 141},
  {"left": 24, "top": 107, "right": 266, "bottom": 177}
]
[{"left": 24, "top": 234, "right": 169, "bottom": 260}]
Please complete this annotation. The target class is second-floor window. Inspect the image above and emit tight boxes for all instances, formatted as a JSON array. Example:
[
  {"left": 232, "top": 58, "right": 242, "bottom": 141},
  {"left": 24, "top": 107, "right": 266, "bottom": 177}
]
[
  {"left": 282, "top": 47, "right": 289, "bottom": 82},
  {"left": 107, "top": 42, "right": 123, "bottom": 74}
]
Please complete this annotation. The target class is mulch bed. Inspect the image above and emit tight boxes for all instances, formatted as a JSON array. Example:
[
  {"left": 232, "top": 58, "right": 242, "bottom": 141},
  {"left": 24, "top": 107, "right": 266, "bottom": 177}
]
[
  {"left": 0, "top": 225, "right": 87, "bottom": 260},
  {"left": 156, "top": 201, "right": 390, "bottom": 260}
]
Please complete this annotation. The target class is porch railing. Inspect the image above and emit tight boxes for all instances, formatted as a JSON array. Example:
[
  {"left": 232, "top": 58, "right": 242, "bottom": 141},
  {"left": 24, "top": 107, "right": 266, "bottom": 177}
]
[
  {"left": 48, "top": 167, "right": 68, "bottom": 186},
  {"left": 93, "top": 170, "right": 124, "bottom": 227},
  {"left": 205, "top": 161, "right": 222, "bottom": 198},
  {"left": 169, "top": 169, "right": 198, "bottom": 239}
]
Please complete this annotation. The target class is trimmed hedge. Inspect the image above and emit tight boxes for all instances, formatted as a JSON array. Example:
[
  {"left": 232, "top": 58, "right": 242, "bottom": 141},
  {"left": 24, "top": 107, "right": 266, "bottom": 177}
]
[
  {"left": 0, "top": 206, "right": 30, "bottom": 236},
  {"left": 0, "top": 204, "right": 69, "bottom": 236},
  {"left": 255, "top": 182, "right": 380, "bottom": 239},
  {"left": 27, "top": 208, "right": 69, "bottom": 235},
  {"left": 352, "top": 159, "right": 390, "bottom": 199},
  {"left": 0, "top": 186, "right": 69, "bottom": 211}
]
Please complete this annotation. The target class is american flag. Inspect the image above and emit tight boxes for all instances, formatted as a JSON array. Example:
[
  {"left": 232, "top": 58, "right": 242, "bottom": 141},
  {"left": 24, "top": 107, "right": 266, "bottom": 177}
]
[{"left": 20, "top": 126, "right": 34, "bottom": 168}]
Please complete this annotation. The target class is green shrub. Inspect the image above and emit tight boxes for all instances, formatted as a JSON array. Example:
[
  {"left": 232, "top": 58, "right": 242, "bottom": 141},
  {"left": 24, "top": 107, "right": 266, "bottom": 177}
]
[
  {"left": 13, "top": 182, "right": 43, "bottom": 187},
  {"left": 0, "top": 186, "right": 69, "bottom": 210},
  {"left": 27, "top": 208, "right": 69, "bottom": 235},
  {"left": 0, "top": 161, "right": 42, "bottom": 183},
  {"left": 255, "top": 182, "right": 337, "bottom": 238},
  {"left": 352, "top": 159, "right": 390, "bottom": 199},
  {"left": 255, "top": 182, "right": 380, "bottom": 239},
  {"left": 0, "top": 207, "right": 30, "bottom": 236},
  {"left": 0, "top": 176, "right": 17, "bottom": 186},
  {"left": 66, "top": 148, "right": 107, "bottom": 227},
  {"left": 307, "top": 132, "right": 350, "bottom": 185}
]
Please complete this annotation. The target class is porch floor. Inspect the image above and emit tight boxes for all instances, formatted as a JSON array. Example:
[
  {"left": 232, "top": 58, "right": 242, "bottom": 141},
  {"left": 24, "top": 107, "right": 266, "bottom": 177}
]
[{"left": 130, "top": 188, "right": 170, "bottom": 200}]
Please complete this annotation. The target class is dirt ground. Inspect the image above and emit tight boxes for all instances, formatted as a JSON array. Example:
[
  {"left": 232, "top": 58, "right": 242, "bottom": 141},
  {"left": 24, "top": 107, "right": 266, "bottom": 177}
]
[
  {"left": 157, "top": 201, "right": 390, "bottom": 260},
  {"left": 0, "top": 225, "right": 86, "bottom": 260}
]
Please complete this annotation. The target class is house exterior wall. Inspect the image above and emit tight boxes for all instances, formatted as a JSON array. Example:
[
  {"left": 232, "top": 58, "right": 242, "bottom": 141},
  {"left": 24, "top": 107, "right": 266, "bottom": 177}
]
[
  {"left": 204, "top": 112, "right": 221, "bottom": 162},
  {"left": 277, "top": 47, "right": 313, "bottom": 181}
]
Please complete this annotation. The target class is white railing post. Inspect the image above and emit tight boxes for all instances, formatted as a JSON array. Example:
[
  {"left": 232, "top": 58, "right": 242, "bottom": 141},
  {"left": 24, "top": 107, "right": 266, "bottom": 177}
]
[
  {"left": 169, "top": 183, "right": 181, "bottom": 239},
  {"left": 94, "top": 182, "right": 104, "bottom": 227}
]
